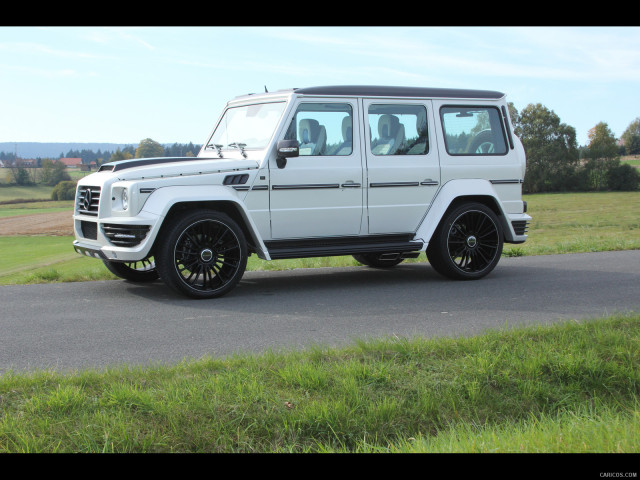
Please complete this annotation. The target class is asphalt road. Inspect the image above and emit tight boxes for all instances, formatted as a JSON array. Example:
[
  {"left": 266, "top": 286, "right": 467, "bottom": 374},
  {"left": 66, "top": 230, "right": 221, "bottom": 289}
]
[{"left": 1, "top": 250, "right": 638, "bottom": 374}]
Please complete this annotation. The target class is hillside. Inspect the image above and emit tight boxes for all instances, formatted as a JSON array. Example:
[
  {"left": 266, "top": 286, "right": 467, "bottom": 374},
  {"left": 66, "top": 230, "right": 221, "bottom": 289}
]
[{"left": 0, "top": 142, "right": 136, "bottom": 159}]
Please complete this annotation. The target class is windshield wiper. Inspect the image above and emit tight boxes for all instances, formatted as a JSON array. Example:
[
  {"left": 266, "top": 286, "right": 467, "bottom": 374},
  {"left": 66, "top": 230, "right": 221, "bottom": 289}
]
[
  {"left": 206, "top": 143, "right": 224, "bottom": 158},
  {"left": 228, "top": 142, "right": 247, "bottom": 158}
]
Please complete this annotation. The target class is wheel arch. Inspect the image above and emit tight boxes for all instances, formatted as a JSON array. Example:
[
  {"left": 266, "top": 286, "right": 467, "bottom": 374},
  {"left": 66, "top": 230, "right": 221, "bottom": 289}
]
[
  {"left": 414, "top": 179, "right": 514, "bottom": 245},
  {"left": 142, "top": 185, "right": 270, "bottom": 260}
]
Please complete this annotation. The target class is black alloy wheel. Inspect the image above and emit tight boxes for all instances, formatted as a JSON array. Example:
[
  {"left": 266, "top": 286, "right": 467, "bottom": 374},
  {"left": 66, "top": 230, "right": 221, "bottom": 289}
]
[
  {"left": 156, "top": 211, "right": 247, "bottom": 299},
  {"left": 427, "top": 202, "right": 503, "bottom": 280}
]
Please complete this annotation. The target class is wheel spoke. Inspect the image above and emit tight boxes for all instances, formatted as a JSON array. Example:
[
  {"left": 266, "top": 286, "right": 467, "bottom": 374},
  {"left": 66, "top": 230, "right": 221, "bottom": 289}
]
[
  {"left": 173, "top": 219, "right": 243, "bottom": 293},
  {"left": 447, "top": 210, "right": 499, "bottom": 273}
]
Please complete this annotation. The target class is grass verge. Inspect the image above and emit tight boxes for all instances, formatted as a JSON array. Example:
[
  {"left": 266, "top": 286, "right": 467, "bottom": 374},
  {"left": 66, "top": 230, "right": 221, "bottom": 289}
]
[{"left": 1, "top": 313, "right": 638, "bottom": 453}]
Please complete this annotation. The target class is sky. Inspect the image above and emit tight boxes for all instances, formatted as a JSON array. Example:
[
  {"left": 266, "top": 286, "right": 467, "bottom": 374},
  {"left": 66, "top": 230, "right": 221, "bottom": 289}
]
[{"left": 1, "top": 26, "right": 639, "bottom": 147}]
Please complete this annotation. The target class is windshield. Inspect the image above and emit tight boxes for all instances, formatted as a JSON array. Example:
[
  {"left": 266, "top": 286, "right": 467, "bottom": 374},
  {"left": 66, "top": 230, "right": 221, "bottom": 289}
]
[{"left": 206, "top": 102, "right": 286, "bottom": 152}]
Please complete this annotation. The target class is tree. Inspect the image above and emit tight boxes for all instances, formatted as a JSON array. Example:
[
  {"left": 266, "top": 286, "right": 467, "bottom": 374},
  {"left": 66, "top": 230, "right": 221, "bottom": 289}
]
[
  {"left": 587, "top": 122, "right": 618, "bottom": 161},
  {"left": 621, "top": 118, "right": 640, "bottom": 155},
  {"left": 40, "top": 159, "right": 71, "bottom": 186},
  {"left": 109, "top": 148, "right": 133, "bottom": 163},
  {"left": 585, "top": 122, "right": 619, "bottom": 191},
  {"left": 135, "top": 138, "right": 164, "bottom": 158},
  {"left": 513, "top": 103, "right": 579, "bottom": 193}
]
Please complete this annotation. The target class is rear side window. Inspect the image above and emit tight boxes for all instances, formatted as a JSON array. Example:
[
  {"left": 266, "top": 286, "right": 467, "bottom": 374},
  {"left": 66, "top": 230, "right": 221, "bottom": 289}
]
[{"left": 440, "top": 106, "right": 507, "bottom": 155}]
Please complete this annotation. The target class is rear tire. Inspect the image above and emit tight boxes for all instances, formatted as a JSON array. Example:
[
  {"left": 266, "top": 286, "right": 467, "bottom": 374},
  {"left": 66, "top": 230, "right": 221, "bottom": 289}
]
[
  {"left": 427, "top": 202, "right": 503, "bottom": 280},
  {"left": 155, "top": 210, "right": 248, "bottom": 299},
  {"left": 353, "top": 253, "right": 404, "bottom": 268}
]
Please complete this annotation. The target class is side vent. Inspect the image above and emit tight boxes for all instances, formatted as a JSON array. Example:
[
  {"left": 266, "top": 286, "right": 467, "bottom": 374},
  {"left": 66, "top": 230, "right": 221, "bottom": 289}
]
[{"left": 223, "top": 174, "right": 249, "bottom": 185}]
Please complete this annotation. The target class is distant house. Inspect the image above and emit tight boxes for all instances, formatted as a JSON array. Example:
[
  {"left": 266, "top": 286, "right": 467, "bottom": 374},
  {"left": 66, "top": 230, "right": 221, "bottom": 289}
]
[{"left": 57, "top": 157, "right": 83, "bottom": 168}]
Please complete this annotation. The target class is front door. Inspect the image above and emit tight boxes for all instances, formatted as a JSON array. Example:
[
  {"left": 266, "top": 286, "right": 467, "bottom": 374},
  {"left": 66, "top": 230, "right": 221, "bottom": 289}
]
[
  {"left": 363, "top": 99, "right": 441, "bottom": 234},
  {"left": 269, "top": 99, "right": 364, "bottom": 239}
]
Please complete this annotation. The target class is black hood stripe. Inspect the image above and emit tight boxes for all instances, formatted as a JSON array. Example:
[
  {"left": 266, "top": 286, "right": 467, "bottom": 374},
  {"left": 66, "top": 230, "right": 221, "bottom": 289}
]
[{"left": 100, "top": 157, "right": 219, "bottom": 172}]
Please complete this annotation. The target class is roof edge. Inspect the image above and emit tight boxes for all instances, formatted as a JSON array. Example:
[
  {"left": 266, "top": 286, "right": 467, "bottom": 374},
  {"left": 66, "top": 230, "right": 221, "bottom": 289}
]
[{"left": 294, "top": 85, "right": 505, "bottom": 99}]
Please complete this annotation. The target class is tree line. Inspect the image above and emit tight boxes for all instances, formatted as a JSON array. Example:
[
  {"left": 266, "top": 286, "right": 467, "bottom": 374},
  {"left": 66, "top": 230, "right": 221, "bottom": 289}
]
[
  {"left": 2, "top": 109, "right": 640, "bottom": 194},
  {"left": 509, "top": 104, "right": 639, "bottom": 193}
]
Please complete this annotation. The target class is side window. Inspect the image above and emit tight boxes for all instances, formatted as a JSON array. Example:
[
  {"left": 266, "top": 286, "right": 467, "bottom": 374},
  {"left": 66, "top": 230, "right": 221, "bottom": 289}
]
[
  {"left": 368, "top": 104, "right": 428, "bottom": 156},
  {"left": 283, "top": 103, "right": 353, "bottom": 156},
  {"left": 440, "top": 106, "right": 507, "bottom": 155}
]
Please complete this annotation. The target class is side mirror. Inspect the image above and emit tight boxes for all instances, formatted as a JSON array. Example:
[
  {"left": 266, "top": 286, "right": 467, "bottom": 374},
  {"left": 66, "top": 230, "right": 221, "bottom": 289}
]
[{"left": 276, "top": 140, "right": 299, "bottom": 169}]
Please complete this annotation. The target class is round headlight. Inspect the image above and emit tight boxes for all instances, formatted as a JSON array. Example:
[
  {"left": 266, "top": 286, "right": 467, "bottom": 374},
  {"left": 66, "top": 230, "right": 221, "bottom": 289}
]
[{"left": 121, "top": 189, "right": 129, "bottom": 210}]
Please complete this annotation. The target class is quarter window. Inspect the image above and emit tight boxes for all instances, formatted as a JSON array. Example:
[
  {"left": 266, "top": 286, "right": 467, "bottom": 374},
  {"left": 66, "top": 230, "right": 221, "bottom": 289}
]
[
  {"left": 440, "top": 106, "right": 507, "bottom": 155},
  {"left": 284, "top": 103, "right": 353, "bottom": 156},
  {"left": 368, "top": 104, "right": 428, "bottom": 156}
]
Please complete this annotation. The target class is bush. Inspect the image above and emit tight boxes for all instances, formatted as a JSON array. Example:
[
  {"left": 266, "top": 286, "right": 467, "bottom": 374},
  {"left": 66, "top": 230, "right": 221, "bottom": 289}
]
[
  {"left": 607, "top": 163, "right": 640, "bottom": 191},
  {"left": 51, "top": 180, "right": 77, "bottom": 200}
]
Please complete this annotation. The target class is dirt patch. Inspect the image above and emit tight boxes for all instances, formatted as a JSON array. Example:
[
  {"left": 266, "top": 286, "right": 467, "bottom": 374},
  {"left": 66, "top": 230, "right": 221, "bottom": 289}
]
[{"left": 0, "top": 211, "right": 74, "bottom": 236}]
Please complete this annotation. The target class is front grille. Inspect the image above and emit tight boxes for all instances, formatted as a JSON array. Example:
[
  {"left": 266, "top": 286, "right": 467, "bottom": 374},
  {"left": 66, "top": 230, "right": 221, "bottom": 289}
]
[
  {"left": 102, "top": 224, "right": 150, "bottom": 247},
  {"left": 512, "top": 220, "right": 529, "bottom": 236},
  {"left": 76, "top": 186, "right": 101, "bottom": 216},
  {"left": 80, "top": 221, "right": 97, "bottom": 240}
]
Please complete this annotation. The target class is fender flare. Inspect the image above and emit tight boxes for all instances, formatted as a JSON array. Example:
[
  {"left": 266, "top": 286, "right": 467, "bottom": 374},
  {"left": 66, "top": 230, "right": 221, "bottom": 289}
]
[
  {"left": 413, "top": 179, "right": 513, "bottom": 246},
  {"left": 141, "top": 185, "right": 271, "bottom": 260}
]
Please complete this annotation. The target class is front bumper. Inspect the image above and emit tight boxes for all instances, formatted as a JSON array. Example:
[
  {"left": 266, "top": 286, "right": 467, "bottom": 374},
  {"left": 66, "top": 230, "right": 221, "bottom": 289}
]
[{"left": 72, "top": 211, "right": 162, "bottom": 262}]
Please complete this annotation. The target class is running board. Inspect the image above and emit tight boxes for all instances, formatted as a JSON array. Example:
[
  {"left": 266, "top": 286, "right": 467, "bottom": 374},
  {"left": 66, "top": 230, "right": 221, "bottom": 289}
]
[{"left": 264, "top": 235, "right": 424, "bottom": 260}]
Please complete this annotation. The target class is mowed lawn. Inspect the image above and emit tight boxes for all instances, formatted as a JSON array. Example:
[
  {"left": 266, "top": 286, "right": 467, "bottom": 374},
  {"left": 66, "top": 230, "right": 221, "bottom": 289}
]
[{"left": 0, "top": 191, "right": 639, "bottom": 285}]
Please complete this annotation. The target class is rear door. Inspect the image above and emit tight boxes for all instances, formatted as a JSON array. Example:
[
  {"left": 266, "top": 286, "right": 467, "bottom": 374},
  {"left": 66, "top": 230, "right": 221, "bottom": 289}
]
[{"left": 362, "top": 98, "right": 440, "bottom": 234}]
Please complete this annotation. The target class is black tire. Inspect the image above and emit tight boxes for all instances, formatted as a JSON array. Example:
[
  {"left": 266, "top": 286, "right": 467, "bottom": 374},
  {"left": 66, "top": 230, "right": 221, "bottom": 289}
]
[
  {"left": 155, "top": 210, "right": 247, "bottom": 299},
  {"left": 102, "top": 257, "right": 159, "bottom": 282},
  {"left": 353, "top": 253, "right": 404, "bottom": 268},
  {"left": 427, "top": 202, "right": 503, "bottom": 280}
]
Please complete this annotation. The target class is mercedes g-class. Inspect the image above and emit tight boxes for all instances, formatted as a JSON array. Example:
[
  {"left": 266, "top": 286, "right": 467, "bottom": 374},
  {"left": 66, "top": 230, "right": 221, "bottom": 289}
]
[{"left": 73, "top": 85, "right": 531, "bottom": 299}]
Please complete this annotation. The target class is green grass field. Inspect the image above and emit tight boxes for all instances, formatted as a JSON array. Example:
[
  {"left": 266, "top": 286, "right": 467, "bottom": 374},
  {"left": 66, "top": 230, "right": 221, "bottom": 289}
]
[{"left": 1, "top": 191, "right": 638, "bottom": 285}]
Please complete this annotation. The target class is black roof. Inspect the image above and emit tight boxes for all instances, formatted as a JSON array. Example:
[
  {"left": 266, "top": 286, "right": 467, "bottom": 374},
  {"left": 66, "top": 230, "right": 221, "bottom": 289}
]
[{"left": 294, "top": 85, "right": 504, "bottom": 99}]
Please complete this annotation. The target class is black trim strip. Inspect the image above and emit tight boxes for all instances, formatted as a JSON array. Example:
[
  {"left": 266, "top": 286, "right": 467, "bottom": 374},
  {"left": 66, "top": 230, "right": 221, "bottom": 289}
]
[
  {"left": 251, "top": 185, "right": 269, "bottom": 191},
  {"left": 420, "top": 181, "right": 439, "bottom": 186},
  {"left": 139, "top": 188, "right": 156, "bottom": 194},
  {"left": 370, "top": 182, "right": 420, "bottom": 188},
  {"left": 272, "top": 184, "right": 340, "bottom": 190},
  {"left": 265, "top": 234, "right": 423, "bottom": 260},
  {"left": 501, "top": 105, "right": 515, "bottom": 150},
  {"left": 232, "top": 186, "right": 250, "bottom": 191},
  {"left": 341, "top": 183, "right": 361, "bottom": 188},
  {"left": 490, "top": 179, "right": 523, "bottom": 184}
]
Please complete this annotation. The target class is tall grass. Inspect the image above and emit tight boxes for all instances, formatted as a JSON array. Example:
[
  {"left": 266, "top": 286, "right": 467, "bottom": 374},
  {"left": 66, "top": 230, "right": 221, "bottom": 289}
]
[{"left": 1, "top": 313, "right": 638, "bottom": 453}]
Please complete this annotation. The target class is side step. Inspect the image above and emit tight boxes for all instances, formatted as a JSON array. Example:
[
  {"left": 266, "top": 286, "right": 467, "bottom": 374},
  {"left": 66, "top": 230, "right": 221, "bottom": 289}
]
[{"left": 264, "top": 234, "right": 424, "bottom": 260}]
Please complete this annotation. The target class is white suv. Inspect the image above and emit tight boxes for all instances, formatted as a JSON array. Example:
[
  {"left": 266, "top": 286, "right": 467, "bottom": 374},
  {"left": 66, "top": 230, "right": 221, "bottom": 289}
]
[{"left": 73, "top": 85, "right": 531, "bottom": 299}]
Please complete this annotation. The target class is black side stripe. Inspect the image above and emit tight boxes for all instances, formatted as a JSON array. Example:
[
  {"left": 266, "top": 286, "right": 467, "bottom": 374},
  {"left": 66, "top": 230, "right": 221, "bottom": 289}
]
[{"left": 272, "top": 184, "right": 340, "bottom": 190}]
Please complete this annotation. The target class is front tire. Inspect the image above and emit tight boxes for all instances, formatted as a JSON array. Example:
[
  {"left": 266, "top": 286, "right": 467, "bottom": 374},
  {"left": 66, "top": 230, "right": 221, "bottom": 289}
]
[
  {"left": 155, "top": 210, "right": 248, "bottom": 299},
  {"left": 102, "top": 257, "right": 159, "bottom": 283},
  {"left": 427, "top": 202, "right": 503, "bottom": 280}
]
